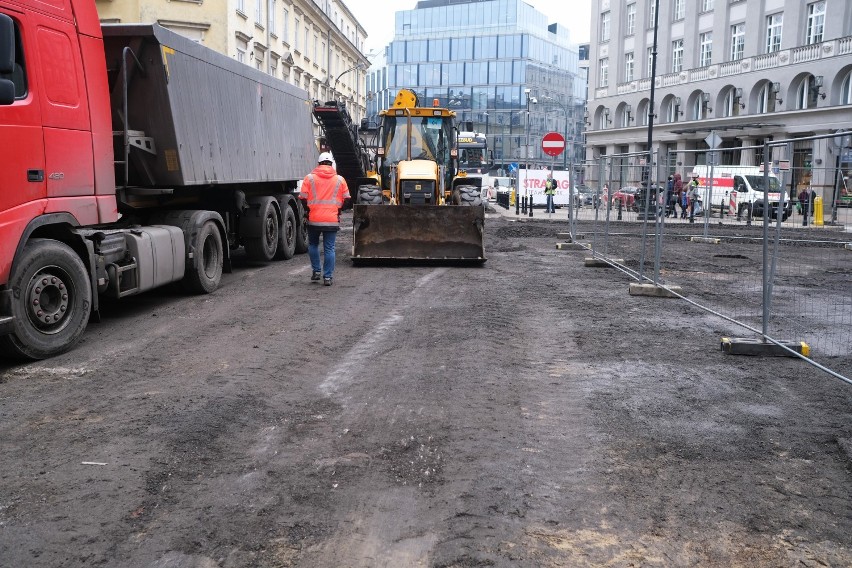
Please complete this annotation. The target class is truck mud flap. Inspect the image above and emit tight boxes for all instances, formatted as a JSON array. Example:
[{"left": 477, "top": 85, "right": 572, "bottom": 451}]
[{"left": 352, "top": 205, "right": 486, "bottom": 263}]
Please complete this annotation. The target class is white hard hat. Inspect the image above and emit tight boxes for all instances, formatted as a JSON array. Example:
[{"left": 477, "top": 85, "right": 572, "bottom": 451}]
[{"left": 318, "top": 152, "right": 334, "bottom": 164}]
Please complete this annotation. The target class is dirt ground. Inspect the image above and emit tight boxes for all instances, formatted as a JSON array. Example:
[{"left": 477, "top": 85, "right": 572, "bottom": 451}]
[{"left": 1, "top": 207, "right": 850, "bottom": 567}]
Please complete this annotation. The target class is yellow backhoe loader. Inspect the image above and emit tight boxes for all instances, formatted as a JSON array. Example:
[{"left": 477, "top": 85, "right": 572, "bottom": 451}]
[{"left": 351, "top": 89, "right": 486, "bottom": 263}]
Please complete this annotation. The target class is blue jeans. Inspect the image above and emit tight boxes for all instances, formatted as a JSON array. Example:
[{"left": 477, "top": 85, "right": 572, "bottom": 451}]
[
  {"left": 308, "top": 227, "right": 337, "bottom": 279},
  {"left": 546, "top": 194, "right": 554, "bottom": 213}
]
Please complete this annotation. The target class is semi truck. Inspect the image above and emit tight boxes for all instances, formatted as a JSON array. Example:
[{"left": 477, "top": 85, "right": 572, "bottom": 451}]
[{"left": 0, "top": 1, "right": 317, "bottom": 359}]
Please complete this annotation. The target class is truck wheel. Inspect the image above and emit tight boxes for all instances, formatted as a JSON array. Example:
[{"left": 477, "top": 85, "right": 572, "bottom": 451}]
[
  {"left": 358, "top": 184, "right": 383, "bottom": 205},
  {"left": 295, "top": 208, "right": 309, "bottom": 254},
  {"left": 0, "top": 239, "right": 91, "bottom": 360},
  {"left": 454, "top": 185, "right": 482, "bottom": 206},
  {"left": 244, "top": 199, "right": 279, "bottom": 262},
  {"left": 274, "top": 205, "right": 297, "bottom": 260},
  {"left": 184, "top": 220, "right": 223, "bottom": 294}
]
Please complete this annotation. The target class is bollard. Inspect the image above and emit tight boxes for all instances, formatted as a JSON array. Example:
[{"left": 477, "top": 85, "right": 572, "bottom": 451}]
[
  {"left": 521, "top": 195, "right": 526, "bottom": 214},
  {"left": 528, "top": 194, "right": 533, "bottom": 217},
  {"left": 814, "top": 196, "right": 824, "bottom": 226},
  {"left": 515, "top": 189, "right": 519, "bottom": 215},
  {"left": 617, "top": 197, "right": 622, "bottom": 221},
  {"left": 720, "top": 198, "right": 726, "bottom": 219},
  {"left": 746, "top": 203, "right": 752, "bottom": 226}
]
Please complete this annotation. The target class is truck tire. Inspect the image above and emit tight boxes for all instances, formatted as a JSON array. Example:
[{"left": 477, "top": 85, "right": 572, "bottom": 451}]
[
  {"left": 0, "top": 239, "right": 91, "bottom": 360},
  {"left": 358, "top": 184, "right": 383, "bottom": 205},
  {"left": 295, "top": 207, "right": 309, "bottom": 254},
  {"left": 274, "top": 205, "right": 297, "bottom": 260},
  {"left": 184, "top": 220, "right": 223, "bottom": 294},
  {"left": 454, "top": 185, "right": 483, "bottom": 207},
  {"left": 244, "top": 198, "right": 279, "bottom": 262}
]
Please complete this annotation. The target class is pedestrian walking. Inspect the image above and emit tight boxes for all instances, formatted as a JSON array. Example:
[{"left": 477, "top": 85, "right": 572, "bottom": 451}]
[
  {"left": 665, "top": 175, "right": 676, "bottom": 217},
  {"left": 673, "top": 173, "right": 684, "bottom": 219},
  {"left": 688, "top": 177, "right": 701, "bottom": 223},
  {"left": 300, "top": 152, "right": 351, "bottom": 286},
  {"left": 798, "top": 187, "right": 814, "bottom": 226},
  {"left": 544, "top": 175, "right": 556, "bottom": 213}
]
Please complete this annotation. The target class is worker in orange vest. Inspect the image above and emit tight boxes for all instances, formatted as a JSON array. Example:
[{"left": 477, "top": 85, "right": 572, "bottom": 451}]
[{"left": 299, "top": 152, "right": 351, "bottom": 286}]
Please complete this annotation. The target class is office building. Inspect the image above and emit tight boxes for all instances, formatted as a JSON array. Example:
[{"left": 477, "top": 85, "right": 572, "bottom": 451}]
[
  {"left": 365, "top": 0, "right": 587, "bottom": 173},
  {"left": 585, "top": 0, "right": 852, "bottom": 199}
]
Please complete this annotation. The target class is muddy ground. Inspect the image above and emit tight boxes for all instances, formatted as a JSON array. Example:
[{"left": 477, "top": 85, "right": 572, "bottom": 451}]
[{"left": 1, "top": 208, "right": 850, "bottom": 567}]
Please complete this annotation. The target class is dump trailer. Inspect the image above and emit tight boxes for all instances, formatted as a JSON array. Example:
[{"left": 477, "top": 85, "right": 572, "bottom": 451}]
[
  {"left": 0, "top": 2, "right": 316, "bottom": 359},
  {"left": 351, "top": 89, "right": 486, "bottom": 263}
]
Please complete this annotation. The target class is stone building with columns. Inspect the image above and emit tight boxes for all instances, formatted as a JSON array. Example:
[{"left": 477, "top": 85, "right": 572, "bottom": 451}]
[
  {"left": 95, "top": 0, "right": 370, "bottom": 127},
  {"left": 584, "top": 0, "right": 852, "bottom": 200}
]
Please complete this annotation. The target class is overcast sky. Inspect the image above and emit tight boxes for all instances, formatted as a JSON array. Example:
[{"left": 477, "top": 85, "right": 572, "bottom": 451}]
[{"left": 342, "top": 0, "right": 592, "bottom": 54}]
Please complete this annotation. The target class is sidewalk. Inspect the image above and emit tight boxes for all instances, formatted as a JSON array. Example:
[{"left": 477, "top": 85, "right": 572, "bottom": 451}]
[{"left": 487, "top": 200, "right": 852, "bottom": 231}]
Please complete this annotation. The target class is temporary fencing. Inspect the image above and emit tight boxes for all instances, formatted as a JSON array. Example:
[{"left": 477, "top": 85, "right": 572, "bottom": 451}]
[{"left": 576, "top": 133, "right": 852, "bottom": 385}]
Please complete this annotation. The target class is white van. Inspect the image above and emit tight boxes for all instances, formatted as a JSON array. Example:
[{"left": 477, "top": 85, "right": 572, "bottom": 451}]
[
  {"left": 690, "top": 165, "right": 790, "bottom": 220},
  {"left": 482, "top": 176, "right": 514, "bottom": 201}
]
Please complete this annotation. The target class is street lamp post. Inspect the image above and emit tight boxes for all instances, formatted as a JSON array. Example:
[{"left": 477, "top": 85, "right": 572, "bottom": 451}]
[
  {"left": 525, "top": 89, "right": 536, "bottom": 217},
  {"left": 333, "top": 62, "right": 366, "bottom": 96}
]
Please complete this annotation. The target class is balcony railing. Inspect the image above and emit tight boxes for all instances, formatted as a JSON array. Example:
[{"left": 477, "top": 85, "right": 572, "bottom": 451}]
[{"left": 609, "top": 35, "right": 851, "bottom": 96}]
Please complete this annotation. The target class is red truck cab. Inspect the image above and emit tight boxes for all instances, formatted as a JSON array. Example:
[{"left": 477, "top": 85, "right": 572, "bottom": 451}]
[{"left": 0, "top": 0, "right": 116, "bottom": 354}]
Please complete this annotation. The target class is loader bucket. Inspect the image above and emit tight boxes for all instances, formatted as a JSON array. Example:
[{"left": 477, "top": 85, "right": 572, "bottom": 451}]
[{"left": 352, "top": 204, "right": 486, "bottom": 263}]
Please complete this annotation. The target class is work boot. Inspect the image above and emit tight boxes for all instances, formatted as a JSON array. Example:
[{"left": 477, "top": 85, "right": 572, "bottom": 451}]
[
  {"left": 311, "top": 271, "right": 321, "bottom": 281},
  {"left": 323, "top": 277, "right": 333, "bottom": 286}
]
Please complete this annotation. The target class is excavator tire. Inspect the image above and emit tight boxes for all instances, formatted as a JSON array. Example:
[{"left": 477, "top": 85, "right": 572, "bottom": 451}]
[
  {"left": 358, "top": 184, "right": 383, "bottom": 205},
  {"left": 454, "top": 185, "right": 483, "bottom": 207}
]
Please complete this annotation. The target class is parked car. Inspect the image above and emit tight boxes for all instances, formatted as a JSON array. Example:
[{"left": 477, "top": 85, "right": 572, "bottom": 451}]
[
  {"left": 574, "top": 185, "right": 600, "bottom": 207},
  {"left": 610, "top": 186, "right": 640, "bottom": 210},
  {"left": 751, "top": 198, "right": 793, "bottom": 221}
]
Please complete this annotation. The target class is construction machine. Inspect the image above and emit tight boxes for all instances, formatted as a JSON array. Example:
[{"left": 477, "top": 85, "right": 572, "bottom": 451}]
[{"left": 351, "top": 89, "right": 486, "bottom": 263}]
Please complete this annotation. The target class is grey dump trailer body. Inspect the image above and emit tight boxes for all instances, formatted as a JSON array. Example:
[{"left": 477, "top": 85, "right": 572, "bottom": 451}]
[{"left": 101, "top": 23, "right": 317, "bottom": 192}]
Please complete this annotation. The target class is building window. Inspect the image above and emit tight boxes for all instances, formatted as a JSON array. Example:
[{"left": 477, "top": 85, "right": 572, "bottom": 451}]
[
  {"left": 647, "top": 46, "right": 653, "bottom": 77},
  {"left": 806, "top": 2, "right": 825, "bottom": 45},
  {"left": 599, "top": 58, "right": 609, "bottom": 87},
  {"left": 237, "top": 48, "right": 246, "bottom": 63},
  {"left": 722, "top": 88, "right": 736, "bottom": 117},
  {"left": 666, "top": 99, "right": 678, "bottom": 123},
  {"left": 699, "top": 32, "right": 713, "bottom": 67},
  {"left": 626, "top": 3, "right": 636, "bottom": 36},
  {"left": 843, "top": 71, "right": 852, "bottom": 105},
  {"left": 294, "top": 18, "right": 299, "bottom": 50},
  {"left": 237, "top": 0, "right": 245, "bottom": 14},
  {"left": 797, "top": 75, "right": 820, "bottom": 109},
  {"left": 268, "top": 0, "right": 276, "bottom": 35},
  {"left": 730, "top": 23, "right": 744, "bottom": 61},
  {"left": 282, "top": 7, "right": 288, "bottom": 43},
  {"left": 600, "top": 11, "right": 610, "bottom": 42},
  {"left": 673, "top": 0, "right": 685, "bottom": 21},
  {"left": 671, "top": 39, "right": 683, "bottom": 73},
  {"left": 649, "top": 2, "right": 656, "bottom": 27},
  {"left": 624, "top": 52, "right": 634, "bottom": 82},
  {"left": 255, "top": 0, "right": 262, "bottom": 25},
  {"left": 757, "top": 82, "right": 778, "bottom": 113},
  {"left": 691, "top": 97, "right": 701, "bottom": 120},
  {"left": 766, "top": 13, "right": 783, "bottom": 53},
  {"left": 701, "top": 0, "right": 714, "bottom": 12},
  {"left": 305, "top": 28, "right": 310, "bottom": 58}
]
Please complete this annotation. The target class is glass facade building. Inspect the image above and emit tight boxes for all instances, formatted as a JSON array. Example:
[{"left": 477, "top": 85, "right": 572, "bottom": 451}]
[{"left": 365, "top": 0, "right": 586, "bottom": 171}]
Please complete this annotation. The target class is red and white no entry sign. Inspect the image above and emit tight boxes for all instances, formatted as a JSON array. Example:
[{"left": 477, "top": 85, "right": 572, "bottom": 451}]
[{"left": 541, "top": 132, "right": 565, "bottom": 157}]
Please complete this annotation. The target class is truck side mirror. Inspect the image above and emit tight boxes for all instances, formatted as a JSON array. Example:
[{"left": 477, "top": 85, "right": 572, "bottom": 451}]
[
  {"left": 0, "top": 14, "right": 13, "bottom": 74},
  {"left": 737, "top": 183, "right": 746, "bottom": 193}
]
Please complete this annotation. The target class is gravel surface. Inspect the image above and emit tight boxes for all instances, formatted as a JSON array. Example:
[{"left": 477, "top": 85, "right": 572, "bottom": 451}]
[{"left": 1, "top": 208, "right": 850, "bottom": 567}]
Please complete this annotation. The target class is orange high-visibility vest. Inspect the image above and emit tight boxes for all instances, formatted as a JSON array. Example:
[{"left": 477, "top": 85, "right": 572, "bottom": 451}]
[{"left": 300, "top": 166, "right": 350, "bottom": 229}]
